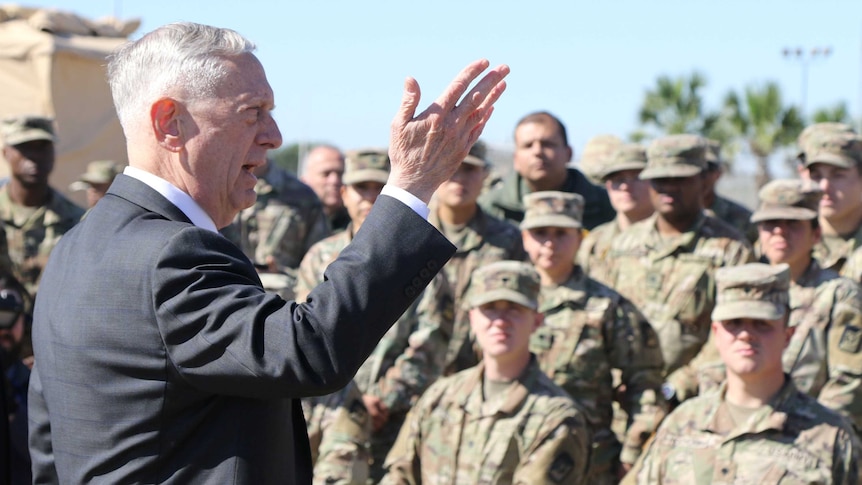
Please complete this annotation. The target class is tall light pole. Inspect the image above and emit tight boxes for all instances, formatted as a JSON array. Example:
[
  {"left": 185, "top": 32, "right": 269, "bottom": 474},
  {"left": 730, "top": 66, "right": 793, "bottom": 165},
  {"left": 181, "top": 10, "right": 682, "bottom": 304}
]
[{"left": 782, "top": 46, "right": 832, "bottom": 116}]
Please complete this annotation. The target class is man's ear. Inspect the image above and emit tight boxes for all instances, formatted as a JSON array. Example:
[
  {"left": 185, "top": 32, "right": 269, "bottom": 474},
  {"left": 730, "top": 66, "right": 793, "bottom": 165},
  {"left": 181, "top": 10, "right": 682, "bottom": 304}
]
[{"left": 151, "top": 98, "right": 183, "bottom": 153}]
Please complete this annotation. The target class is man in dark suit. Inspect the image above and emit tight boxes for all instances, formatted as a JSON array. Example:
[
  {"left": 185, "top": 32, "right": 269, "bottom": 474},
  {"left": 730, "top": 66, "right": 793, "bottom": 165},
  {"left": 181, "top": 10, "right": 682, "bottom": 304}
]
[{"left": 27, "top": 22, "right": 508, "bottom": 484}]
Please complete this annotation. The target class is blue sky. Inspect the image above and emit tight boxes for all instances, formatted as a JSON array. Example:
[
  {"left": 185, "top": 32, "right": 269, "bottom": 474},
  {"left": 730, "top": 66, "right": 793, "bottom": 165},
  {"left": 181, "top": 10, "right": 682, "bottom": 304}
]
[{"left": 21, "top": 0, "right": 862, "bottom": 166}]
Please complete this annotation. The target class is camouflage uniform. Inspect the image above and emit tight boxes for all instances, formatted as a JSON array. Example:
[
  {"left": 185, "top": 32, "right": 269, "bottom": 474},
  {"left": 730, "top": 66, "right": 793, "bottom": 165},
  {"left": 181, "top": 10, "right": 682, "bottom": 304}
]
[
  {"left": 707, "top": 195, "right": 756, "bottom": 244},
  {"left": 694, "top": 180, "right": 862, "bottom": 431},
  {"left": 577, "top": 219, "right": 621, "bottom": 285},
  {"left": 627, "top": 262, "right": 862, "bottom": 485},
  {"left": 478, "top": 167, "right": 615, "bottom": 230},
  {"left": 609, "top": 213, "right": 752, "bottom": 378},
  {"left": 0, "top": 116, "right": 85, "bottom": 294},
  {"left": 804, "top": 132, "right": 862, "bottom": 275},
  {"left": 519, "top": 190, "right": 665, "bottom": 474},
  {"left": 578, "top": 143, "right": 650, "bottom": 285},
  {"left": 532, "top": 268, "right": 666, "bottom": 472},
  {"left": 221, "top": 162, "right": 329, "bottom": 275},
  {"left": 367, "top": 203, "right": 525, "bottom": 401},
  {"left": 627, "top": 379, "right": 861, "bottom": 484},
  {"left": 381, "top": 358, "right": 591, "bottom": 485},
  {"left": 608, "top": 136, "right": 753, "bottom": 386},
  {"left": 0, "top": 187, "right": 85, "bottom": 295},
  {"left": 301, "top": 380, "right": 371, "bottom": 485}
]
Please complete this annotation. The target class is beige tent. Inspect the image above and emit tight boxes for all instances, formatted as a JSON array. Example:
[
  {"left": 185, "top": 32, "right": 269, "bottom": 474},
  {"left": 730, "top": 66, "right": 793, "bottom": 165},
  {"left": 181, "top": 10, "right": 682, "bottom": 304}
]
[{"left": 0, "top": 6, "right": 139, "bottom": 206}]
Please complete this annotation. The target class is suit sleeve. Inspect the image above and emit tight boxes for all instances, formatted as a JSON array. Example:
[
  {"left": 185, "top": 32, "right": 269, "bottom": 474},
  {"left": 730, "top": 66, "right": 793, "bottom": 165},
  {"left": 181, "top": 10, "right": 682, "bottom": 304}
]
[{"left": 155, "top": 196, "right": 455, "bottom": 398}]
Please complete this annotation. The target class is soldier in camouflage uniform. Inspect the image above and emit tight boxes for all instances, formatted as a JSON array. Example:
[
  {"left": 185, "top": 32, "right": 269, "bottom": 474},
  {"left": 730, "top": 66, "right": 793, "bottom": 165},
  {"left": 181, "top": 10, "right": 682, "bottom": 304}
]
[
  {"left": 625, "top": 263, "right": 862, "bottom": 485},
  {"left": 382, "top": 261, "right": 592, "bottom": 485},
  {"left": 799, "top": 131, "right": 862, "bottom": 279},
  {"left": 69, "top": 160, "right": 124, "bottom": 209},
  {"left": 607, "top": 134, "right": 753, "bottom": 405},
  {"left": 795, "top": 121, "right": 856, "bottom": 173},
  {"left": 221, "top": 157, "right": 329, "bottom": 297},
  {"left": 702, "top": 139, "right": 757, "bottom": 244},
  {"left": 0, "top": 115, "right": 84, "bottom": 295},
  {"left": 578, "top": 143, "right": 653, "bottom": 285},
  {"left": 521, "top": 191, "right": 665, "bottom": 480},
  {"left": 690, "top": 179, "right": 862, "bottom": 433},
  {"left": 301, "top": 380, "right": 371, "bottom": 485},
  {"left": 478, "top": 111, "right": 615, "bottom": 230}
]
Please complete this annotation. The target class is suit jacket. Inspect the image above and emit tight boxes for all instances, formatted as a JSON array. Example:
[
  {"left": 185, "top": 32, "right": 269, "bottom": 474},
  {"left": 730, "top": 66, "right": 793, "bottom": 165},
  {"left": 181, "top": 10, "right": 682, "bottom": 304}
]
[{"left": 28, "top": 174, "right": 454, "bottom": 484}]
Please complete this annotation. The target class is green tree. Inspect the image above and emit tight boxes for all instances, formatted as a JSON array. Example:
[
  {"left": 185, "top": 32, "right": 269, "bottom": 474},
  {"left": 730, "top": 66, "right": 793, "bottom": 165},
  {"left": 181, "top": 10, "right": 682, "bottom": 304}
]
[
  {"left": 812, "top": 101, "right": 851, "bottom": 124},
  {"left": 635, "top": 72, "right": 738, "bottom": 166},
  {"left": 637, "top": 72, "right": 709, "bottom": 136},
  {"left": 721, "top": 82, "right": 804, "bottom": 187}
]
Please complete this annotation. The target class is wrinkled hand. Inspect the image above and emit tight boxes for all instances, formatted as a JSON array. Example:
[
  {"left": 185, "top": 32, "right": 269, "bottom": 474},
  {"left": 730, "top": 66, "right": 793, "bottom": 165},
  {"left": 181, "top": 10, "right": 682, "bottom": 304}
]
[
  {"left": 388, "top": 59, "right": 509, "bottom": 203},
  {"left": 362, "top": 394, "right": 390, "bottom": 432}
]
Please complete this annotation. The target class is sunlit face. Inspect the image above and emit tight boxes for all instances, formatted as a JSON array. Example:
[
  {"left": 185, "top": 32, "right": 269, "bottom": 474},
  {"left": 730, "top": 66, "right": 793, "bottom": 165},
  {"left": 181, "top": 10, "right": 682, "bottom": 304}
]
[
  {"left": 712, "top": 317, "right": 792, "bottom": 379},
  {"left": 804, "top": 163, "right": 862, "bottom": 223},
  {"left": 649, "top": 175, "right": 704, "bottom": 224},
  {"left": 513, "top": 122, "right": 572, "bottom": 186},
  {"left": 342, "top": 181, "right": 384, "bottom": 232},
  {"left": 604, "top": 169, "right": 652, "bottom": 217},
  {"left": 178, "top": 53, "right": 282, "bottom": 228},
  {"left": 3, "top": 139, "right": 54, "bottom": 188},
  {"left": 301, "top": 147, "right": 344, "bottom": 211},
  {"left": 469, "top": 299, "right": 541, "bottom": 360},
  {"left": 757, "top": 219, "right": 819, "bottom": 268},
  {"left": 436, "top": 161, "right": 487, "bottom": 209},
  {"left": 522, "top": 226, "right": 581, "bottom": 273}
]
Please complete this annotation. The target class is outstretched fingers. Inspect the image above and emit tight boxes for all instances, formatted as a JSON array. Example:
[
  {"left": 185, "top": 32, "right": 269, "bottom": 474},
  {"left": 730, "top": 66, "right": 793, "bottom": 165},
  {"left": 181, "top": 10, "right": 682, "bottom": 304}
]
[
  {"left": 431, "top": 59, "right": 492, "bottom": 114},
  {"left": 391, "top": 76, "right": 422, "bottom": 130},
  {"left": 454, "top": 64, "right": 510, "bottom": 120}
]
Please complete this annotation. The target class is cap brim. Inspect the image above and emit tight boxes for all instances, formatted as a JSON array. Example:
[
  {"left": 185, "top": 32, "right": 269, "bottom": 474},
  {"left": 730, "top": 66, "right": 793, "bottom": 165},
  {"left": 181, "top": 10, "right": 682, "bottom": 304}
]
[
  {"left": 69, "top": 181, "right": 89, "bottom": 192},
  {"left": 520, "top": 216, "right": 582, "bottom": 231},
  {"left": 342, "top": 170, "right": 389, "bottom": 186},
  {"left": 805, "top": 153, "right": 855, "bottom": 169},
  {"left": 600, "top": 163, "right": 647, "bottom": 180},
  {"left": 462, "top": 155, "right": 488, "bottom": 167},
  {"left": 468, "top": 289, "right": 537, "bottom": 311},
  {"left": 750, "top": 207, "right": 817, "bottom": 223},
  {"left": 5, "top": 131, "right": 53, "bottom": 146},
  {"left": 711, "top": 301, "right": 786, "bottom": 321},
  {"left": 639, "top": 165, "right": 702, "bottom": 179}
]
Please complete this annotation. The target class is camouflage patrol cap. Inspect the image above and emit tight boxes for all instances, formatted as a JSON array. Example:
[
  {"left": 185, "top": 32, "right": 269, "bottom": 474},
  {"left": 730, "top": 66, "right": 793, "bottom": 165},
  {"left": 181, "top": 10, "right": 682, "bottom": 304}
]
[
  {"left": 466, "top": 260, "right": 541, "bottom": 310},
  {"left": 1, "top": 115, "right": 55, "bottom": 146},
  {"left": 81, "top": 160, "right": 123, "bottom": 184},
  {"left": 639, "top": 134, "right": 708, "bottom": 180},
  {"left": 599, "top": 143, "right": 647, "bottom": 180},
  {"left": 804, "top": 132, "right": 862, "bottom": 169},
  {"left": 342, "top": 148, "right": 390, "bottom": 185},
  {"left": 750, "top": 179, "right": 822, "bottom": 223},
  {"left": 797, "top": 122, "right": 856, "bottom": 162},
  {"left": 520, "top": 191, "right": 584, "bottom": 230},
  {"left": 712, "top": 263, "right": 790, "bottom": 321},
  {"left": 580, "top": 134, "right": 623, "bottom": 181}
]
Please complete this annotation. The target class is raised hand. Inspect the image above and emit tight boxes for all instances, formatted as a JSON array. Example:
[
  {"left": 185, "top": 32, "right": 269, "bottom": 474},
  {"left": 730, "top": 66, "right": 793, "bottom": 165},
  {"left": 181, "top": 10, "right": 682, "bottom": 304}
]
[{"left": 387, "top": 59, "right": 509, "bottom": 203}]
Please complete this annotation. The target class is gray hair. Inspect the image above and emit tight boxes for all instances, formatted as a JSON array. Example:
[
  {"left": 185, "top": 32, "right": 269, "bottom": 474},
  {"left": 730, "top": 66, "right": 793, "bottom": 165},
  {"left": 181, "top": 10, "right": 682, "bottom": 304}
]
[{"left": 107, "top": 22, "right": 255, "bottom": 132}]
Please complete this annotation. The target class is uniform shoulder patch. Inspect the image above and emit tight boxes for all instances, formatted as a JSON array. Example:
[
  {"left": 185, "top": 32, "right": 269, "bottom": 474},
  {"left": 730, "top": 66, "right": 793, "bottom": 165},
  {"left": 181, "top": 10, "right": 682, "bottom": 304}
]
[
  {"left": 839, "top": 325, "right": 862, "bottom": 353},
  {"left": 547, "top": 452, "right": 575, "bottom": 483}
]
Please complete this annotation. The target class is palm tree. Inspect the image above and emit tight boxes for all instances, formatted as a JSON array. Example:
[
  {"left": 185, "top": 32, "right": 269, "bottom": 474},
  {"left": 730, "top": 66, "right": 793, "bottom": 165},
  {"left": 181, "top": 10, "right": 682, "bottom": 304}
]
[
  {"left": 812, "top": 101, "right": 851, "bottom": 124},
  {"left": 721, "top": 82, "right": 804, "bottom": 188},
  {"left": 635, "top": 72, "right": 738, "bottom": 167},
  {"left": 638, "top": 72, "right": 709, "bottom": 136}
]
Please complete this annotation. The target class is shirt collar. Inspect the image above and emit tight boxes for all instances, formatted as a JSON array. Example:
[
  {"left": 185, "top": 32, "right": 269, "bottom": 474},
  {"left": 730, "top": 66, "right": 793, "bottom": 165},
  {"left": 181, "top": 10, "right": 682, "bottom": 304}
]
[{"left": 123, "top": 166, "right": 218, "bottom": 233}]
